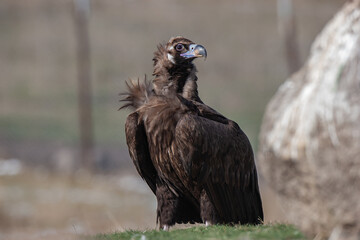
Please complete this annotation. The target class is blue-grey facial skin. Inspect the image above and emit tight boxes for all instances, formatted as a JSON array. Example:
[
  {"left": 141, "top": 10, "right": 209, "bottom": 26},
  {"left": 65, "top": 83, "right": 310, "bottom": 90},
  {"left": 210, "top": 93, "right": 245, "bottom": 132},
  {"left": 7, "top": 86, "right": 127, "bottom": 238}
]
[{"left": 180, "top": 44, "right": 207, "bottom": 59}]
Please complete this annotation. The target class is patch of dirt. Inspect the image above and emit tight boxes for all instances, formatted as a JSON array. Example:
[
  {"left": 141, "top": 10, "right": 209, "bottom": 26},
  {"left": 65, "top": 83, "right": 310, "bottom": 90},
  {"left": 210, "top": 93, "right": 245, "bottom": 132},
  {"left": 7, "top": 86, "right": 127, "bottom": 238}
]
[{"left": 0, "top": 168, "right": 156, "bottom": 240}]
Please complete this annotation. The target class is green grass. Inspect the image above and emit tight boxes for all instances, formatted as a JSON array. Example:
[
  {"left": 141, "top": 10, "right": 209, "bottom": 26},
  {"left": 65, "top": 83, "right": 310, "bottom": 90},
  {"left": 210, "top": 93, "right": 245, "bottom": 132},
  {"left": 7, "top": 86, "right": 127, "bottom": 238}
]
[{"left": 94, "top": 224, "right": 306, "bottom": 240}]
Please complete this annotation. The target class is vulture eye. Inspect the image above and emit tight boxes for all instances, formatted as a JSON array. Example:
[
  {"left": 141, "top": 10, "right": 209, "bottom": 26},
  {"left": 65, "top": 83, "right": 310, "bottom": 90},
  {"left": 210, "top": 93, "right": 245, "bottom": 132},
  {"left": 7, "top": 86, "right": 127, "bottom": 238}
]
[{"left": 175, "top": 44, "right": 184, "bottom": 51}]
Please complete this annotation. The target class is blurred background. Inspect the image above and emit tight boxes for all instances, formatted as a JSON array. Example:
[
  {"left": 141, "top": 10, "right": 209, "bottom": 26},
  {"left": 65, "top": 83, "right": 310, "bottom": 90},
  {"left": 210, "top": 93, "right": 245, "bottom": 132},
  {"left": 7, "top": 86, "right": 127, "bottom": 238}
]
[{"left": 0, "top": 0, "right": 343, "bottom": 239}]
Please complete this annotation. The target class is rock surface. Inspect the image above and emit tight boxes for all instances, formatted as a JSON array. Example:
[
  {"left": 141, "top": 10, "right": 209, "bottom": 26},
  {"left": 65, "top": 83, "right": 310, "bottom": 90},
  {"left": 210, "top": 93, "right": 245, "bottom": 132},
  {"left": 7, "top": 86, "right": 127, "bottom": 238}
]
[{"left": 258, "top": 1, "right": 360, "bottom": 239}]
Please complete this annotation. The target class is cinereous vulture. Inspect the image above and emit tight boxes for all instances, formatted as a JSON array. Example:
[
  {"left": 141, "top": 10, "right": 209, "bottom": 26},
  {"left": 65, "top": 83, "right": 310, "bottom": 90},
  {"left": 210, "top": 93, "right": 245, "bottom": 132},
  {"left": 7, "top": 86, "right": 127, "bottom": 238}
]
[{"left": 121, "top": 36, "right": 263, "bottom": 230}]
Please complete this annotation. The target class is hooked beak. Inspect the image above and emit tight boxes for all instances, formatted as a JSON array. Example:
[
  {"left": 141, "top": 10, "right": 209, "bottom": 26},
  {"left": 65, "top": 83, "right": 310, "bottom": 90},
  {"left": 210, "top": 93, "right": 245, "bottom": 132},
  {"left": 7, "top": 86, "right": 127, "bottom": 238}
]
[{"left": 180, "top": 44, "right": 207, "bottom": 60}]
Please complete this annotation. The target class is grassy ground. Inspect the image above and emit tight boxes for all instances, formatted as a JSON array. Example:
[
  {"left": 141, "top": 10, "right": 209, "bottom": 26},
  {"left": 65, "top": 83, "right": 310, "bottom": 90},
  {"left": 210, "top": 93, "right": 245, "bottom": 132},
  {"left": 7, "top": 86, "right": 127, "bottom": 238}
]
[{"left": 94, "top": 224, "right": 306, "bottom": 240}]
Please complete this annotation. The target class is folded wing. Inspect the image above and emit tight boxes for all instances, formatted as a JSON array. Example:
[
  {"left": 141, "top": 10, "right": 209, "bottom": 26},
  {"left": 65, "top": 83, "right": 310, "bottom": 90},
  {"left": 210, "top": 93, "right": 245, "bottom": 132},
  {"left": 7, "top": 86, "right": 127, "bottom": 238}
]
[
  {"left": 125, "top": 112, "right": 157, "bottom": 194},
  {"left": 175, "top": 106, "right": 263, "bottom": 224}
]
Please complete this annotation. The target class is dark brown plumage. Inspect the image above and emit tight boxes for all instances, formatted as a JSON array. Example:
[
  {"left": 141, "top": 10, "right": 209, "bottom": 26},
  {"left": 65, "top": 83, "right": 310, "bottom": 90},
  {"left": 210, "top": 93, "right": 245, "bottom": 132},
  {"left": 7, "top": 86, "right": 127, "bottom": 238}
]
[{"left": 121, "top": 36, "right": 263, "bottom": 229}]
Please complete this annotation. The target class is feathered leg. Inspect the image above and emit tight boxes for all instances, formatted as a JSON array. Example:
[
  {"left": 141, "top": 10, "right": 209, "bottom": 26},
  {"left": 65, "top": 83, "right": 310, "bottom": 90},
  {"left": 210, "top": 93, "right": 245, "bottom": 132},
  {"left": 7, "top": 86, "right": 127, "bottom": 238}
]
[
  {"left": 200, "top": 189, "right": 219, "bottom": 226},
  {"left": 156, "top": 180, "right": 179, "bottom": 230}
]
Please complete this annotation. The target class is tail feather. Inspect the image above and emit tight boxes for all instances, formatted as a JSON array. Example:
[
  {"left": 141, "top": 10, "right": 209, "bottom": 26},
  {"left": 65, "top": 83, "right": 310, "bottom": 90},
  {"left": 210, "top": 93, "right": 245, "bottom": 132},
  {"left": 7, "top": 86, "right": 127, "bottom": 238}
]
[{"left": 119, "top": 76, "right": 153, "bottom": 110}]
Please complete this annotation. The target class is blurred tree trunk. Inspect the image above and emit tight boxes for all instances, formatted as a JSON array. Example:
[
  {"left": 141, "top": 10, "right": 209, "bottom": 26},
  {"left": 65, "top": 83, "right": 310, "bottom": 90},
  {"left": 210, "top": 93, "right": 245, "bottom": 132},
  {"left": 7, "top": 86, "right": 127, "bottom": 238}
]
[
  {"left": 259, "top": 1, "right": 360, "bottom": 239},
  {"left": 277, "top": 0, "right": 301, "bottom": 75},
  {"left": 74, "top": 0, "right": 94, "bottom": 171}
]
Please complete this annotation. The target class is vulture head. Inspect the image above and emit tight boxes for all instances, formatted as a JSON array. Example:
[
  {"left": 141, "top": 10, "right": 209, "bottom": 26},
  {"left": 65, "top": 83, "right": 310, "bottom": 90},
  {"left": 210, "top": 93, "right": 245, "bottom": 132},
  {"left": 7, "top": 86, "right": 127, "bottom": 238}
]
[
  {"left": 153, "top": 36, "right": 207, "bottom": 98},
  {"left": 120, "top": 36, "right": 206, "bottom": 110},
  {"left": 165, "top": 36, "right": 207, "bottom": 65}
]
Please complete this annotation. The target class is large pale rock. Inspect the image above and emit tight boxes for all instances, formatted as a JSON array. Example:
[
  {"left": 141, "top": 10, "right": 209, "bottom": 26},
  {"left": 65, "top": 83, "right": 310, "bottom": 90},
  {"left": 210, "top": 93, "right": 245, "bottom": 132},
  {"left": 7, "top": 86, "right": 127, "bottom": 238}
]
[{"left": 258, "top": 1, "right": 360, "bottom": 239}]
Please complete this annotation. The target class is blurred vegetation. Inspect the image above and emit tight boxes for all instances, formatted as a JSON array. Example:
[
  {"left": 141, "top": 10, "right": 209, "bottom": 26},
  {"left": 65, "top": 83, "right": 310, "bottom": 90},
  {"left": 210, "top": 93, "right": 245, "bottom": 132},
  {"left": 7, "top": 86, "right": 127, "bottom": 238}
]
[
  {"left": 0, "top": 0, "right": 343, "bottom": 162},
  {"left": 94, "top": 224, "right": 306, "bottom": 240}
]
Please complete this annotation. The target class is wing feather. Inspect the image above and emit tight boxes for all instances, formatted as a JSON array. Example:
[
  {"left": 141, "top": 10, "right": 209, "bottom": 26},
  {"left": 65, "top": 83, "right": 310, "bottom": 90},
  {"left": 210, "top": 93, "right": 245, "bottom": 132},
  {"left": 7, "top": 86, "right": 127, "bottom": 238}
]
[
  {"left": 175, "top": 106, "right": 263, "bottom": 224},
  {"left": 125, "top": 112, "right": 157, "bottom": 194}
]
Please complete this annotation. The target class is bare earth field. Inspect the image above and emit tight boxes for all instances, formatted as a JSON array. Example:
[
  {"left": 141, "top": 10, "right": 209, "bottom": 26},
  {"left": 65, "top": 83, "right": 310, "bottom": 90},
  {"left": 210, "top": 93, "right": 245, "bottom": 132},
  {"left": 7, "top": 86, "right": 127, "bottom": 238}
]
[
  {"left": 0, "top": 168, "right": 156, "bottom": 240},
  {"left": 0, "top": 166, "right": 287, "bottom": 240}
]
